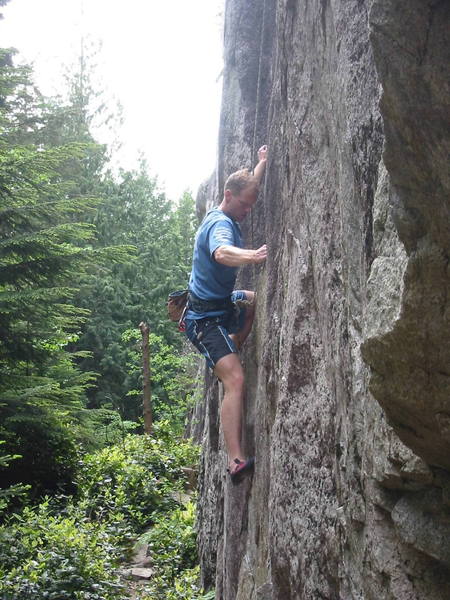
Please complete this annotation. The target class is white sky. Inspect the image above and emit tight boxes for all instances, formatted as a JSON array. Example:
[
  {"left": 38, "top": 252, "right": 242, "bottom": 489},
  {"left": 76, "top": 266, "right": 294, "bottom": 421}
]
[{"left": 1, "top": 0, "right": 224, "bottom": 200}]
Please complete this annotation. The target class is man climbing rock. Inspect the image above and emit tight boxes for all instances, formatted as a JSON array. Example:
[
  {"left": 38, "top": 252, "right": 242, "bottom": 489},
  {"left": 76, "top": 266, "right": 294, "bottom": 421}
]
[{"left": 185, "top": 145, "right": 268, "bottom": 483}]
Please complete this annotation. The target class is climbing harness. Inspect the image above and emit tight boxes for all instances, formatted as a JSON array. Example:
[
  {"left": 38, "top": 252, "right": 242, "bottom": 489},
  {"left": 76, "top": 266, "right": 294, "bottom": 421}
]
[
  {"left": 186, "top": 291, "right": 248, "bottom": 334},
  {"left": 187, "top": 291, "right": 234, "bottom": 314}
]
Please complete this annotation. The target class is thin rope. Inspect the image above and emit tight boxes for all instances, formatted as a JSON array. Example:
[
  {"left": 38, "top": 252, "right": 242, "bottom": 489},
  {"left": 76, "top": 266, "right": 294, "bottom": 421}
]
[
  {"left": 251, "top": 0, "right": 267, "bottom": 167},
  {"left": 250, "top": 0, "right": 267, "bottom": 262}
]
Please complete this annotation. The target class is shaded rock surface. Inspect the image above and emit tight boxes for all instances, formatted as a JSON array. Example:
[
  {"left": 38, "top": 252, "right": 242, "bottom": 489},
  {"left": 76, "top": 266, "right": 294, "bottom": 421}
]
[{"left": 192, "top": 1, "right": 450, "bottom": 599}]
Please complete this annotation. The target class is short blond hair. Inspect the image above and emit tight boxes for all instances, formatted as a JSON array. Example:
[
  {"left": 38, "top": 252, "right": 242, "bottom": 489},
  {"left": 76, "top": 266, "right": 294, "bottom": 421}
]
[{"left": 224, "top": 169, "right": 259, "bottom": 196}]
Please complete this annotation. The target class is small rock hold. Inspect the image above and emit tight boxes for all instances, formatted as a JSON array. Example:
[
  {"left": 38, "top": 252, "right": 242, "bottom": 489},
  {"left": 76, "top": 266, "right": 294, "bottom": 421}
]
[{"left": 400, "top": 455, "right": 433, "bottom": 484}]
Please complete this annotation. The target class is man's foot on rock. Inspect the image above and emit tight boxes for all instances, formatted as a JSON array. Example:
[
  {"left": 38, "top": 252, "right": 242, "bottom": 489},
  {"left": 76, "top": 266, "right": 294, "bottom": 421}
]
[{"left": 227, "top": 457, "right": 255, "bottom": 484}]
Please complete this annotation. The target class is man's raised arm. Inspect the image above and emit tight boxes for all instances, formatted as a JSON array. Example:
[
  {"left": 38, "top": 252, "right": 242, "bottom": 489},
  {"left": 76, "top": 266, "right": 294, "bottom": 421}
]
[{"left": 253, "top": 144, "right": 268, "bottom": 186}]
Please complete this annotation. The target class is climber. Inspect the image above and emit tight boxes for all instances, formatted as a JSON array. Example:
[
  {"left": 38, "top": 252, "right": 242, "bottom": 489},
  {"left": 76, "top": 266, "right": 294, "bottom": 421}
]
[{"left": 184, "top": 145, "right": 268, "bottom": 483}]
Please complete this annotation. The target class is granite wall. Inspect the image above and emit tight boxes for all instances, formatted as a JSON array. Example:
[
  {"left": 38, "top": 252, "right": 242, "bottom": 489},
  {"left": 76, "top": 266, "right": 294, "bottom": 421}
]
[{"left": 192, "top": 1, "right": 450, "bottom": 598}]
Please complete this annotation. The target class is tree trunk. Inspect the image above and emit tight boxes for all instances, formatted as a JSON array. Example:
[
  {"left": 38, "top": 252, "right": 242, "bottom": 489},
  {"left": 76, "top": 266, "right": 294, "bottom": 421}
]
[{"left": 139, "top": 321, "right": 152, "bottom": 435}]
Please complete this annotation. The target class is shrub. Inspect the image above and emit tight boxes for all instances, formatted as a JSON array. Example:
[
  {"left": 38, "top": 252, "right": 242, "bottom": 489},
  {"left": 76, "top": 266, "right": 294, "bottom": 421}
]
[
  {"left": 76, "top": 431, "right": 199, "bottom": 530},
  {"left": 136, "top": 501, "right": 218, "bottom": 600},
  {"left": 0, "top": 500, "right": 126, "bottom": 600},
  {"left": 143, "top": 501, "right": 198, "bottom": 578},
  {"left": 139, "top": 566, "right": 202, "bottom": 600},
  {"left": 121, "top": 329, "right": 200, "bottom": 434},
  {"left": 74, "top": 407, "right": 141, "bottom": 452},
  {"left": 0, "top": 431, "right": 201, "bottom": 599},
  {"left": 137, "top": 567, "right": 215, "bottom": 600}
]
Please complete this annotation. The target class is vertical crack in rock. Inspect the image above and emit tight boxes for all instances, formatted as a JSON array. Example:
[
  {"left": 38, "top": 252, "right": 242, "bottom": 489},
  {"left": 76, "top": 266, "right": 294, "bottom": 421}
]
[{"left": 192, "top": 1, "right": 450, "bottom": 598}]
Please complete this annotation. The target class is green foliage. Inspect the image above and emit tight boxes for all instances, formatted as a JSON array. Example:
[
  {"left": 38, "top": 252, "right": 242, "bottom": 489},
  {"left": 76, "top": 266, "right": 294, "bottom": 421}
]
[
  {"left": 0, "top": 141, "right": 100, "bottom": 367},
  {"left": 74, "top": 172, "right": 198, "bottom": 414},
  {"left": 76, "top": 431, "right": 199, "bottom": 530},
  {"left": 0, "top": 442, "right": 30, "bottom": 517},
  {"left": 144, "top": 501, "right": 198, "bottom": 577},
  {"left": 0, "top": 407, "right": 79, "bottom": 497},
  {"left": 0, "top": 45, "right": 136, "bottom": 498},
  {"left": 137, "top": 501, "right": 215, "bottom": 600},
  {"left": 0, "top": 432, "right": 198, "bottom": 600},
  {"left": 74, "top": 407, "right": 140, "bottom": 451},
  {"left": 0, "top": 48, "right": 98, "bottom": 495},
  {"left": 0, "top": 501, "right": 126, "bottom": 600},
  {"left": 138, "top": 566, "right": 203, "bottom": 600},
  {"left": 0, "top": 33, "right": 206, "bottom": 600},
  {"left": 122, "top": 329, "right": 199, "bottom": 430},
  {"left": 0, "top": 431, "right": 201, "bottom": 599}
]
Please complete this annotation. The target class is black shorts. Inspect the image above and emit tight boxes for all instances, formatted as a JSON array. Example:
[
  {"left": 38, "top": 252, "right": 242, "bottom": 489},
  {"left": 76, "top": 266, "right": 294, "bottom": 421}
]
[{"left": 185, "top": 291, "right": 247, "bottom": 369}]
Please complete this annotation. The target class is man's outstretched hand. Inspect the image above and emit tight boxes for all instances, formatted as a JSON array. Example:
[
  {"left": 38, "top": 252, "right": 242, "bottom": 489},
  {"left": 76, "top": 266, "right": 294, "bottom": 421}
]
[
  {"left": 253, "top": 244, "right": 267, "bottom": 264},
  {"left": 257, "top": 145, "right": 268, "bottom": 162}
]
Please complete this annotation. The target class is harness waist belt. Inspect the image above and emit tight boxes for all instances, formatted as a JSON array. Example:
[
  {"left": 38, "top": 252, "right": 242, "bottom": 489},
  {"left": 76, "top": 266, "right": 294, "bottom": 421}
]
[{"left": 188, "top": 291, "right": 233, "bottom": 313}]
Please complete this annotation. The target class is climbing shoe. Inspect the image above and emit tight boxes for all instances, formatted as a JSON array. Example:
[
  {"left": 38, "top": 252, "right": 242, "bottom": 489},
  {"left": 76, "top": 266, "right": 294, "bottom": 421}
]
[{"left": 228, "top": 457, "right": 255, "bottom": 484}]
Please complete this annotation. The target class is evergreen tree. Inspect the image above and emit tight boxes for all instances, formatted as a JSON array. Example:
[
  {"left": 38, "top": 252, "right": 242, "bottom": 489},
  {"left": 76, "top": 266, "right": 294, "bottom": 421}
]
[
  {"left": 75, "top": 165, "right": 197, "bottom": 417},
  {"left": 0, "top": 37, "right": 197, "bottom": 498},
  {"left": 0, "top": 48, "right": 129, "bottom": 496}
]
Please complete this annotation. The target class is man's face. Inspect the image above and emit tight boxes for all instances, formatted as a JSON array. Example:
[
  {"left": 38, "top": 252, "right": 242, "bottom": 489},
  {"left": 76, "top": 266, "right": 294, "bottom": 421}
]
[{"left": 224, "top": 185, "right": 258, "bottom": 222}]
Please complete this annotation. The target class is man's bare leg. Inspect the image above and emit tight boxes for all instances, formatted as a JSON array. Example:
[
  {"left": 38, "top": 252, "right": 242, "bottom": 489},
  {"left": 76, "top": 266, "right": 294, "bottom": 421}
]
[
  {"left": 230, "top": 290, "right": 255, "bottom": 350},
  {"left": 214, "top": 353, "right": 246, "bottom": 471}
]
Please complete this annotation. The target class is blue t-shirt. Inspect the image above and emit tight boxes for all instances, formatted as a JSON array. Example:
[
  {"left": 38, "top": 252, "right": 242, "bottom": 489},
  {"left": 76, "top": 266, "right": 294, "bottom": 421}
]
[{"left": 186, "top": 209, "right": 242, "bottom": 319}]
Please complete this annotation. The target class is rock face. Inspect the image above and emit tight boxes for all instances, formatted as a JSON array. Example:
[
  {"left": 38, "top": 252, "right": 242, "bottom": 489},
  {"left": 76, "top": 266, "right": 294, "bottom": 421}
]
[{"left": 193, "top": 1, "right": 450, "bottom": 599}]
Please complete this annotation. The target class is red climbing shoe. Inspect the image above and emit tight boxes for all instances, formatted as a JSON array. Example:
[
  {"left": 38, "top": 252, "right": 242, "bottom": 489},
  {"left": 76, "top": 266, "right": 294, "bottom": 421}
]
[{"left": 228, "top": 457, "right": 255, "bottom": 484}]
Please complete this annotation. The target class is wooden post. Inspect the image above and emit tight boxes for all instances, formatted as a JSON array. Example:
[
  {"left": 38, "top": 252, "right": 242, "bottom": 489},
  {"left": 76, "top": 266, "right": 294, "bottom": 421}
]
[{"left": 139, "top": 321, "right": 152, "bottom": 435}]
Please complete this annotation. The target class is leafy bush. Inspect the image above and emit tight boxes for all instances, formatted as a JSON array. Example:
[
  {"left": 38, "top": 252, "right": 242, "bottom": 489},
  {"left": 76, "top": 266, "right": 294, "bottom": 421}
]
[
  {"left": 74, "top": 407, "right": 141, "bottom": 452},
  {"left": 0, "top": 500, "right": 126, "bottom": 600},
  {"left": 138, "top": 566, "right": 207, "bottom": 600},
  {"left": 138, "top": 502, "right": 215, "bottom": 600},
  {"left": 0, "top": 431, "right": 201, "bottom": 599},
  {"left": 76, "top": 430, "right": 199, "bottom": 530},
  {"left": 144, "top": 501, "right": 198, "bottom": 576},
  {"left": 122, "top": 329, "right": 200, "bottom": 433}
]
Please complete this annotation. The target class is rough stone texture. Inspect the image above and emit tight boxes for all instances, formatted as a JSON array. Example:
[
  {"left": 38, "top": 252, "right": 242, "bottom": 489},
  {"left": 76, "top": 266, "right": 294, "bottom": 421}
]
[
  {"left": 362, "top": 0, "right": 450, "bottom": 469},
  {"left": 193, "top": 1, "right": 450, "bottom": 599}
]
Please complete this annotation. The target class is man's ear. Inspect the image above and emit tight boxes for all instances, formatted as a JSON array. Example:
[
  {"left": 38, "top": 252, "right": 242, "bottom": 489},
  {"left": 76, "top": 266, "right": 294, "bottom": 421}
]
[{"left": 224, "top": 189, "right": 233, "bottom": 203}]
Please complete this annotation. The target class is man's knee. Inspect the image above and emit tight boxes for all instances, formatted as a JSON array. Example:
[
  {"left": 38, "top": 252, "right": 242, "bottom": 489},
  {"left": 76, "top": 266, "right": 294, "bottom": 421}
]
[
  {"left": 214, "top": 354, "right": 244, "bottom": 390},
  {"left": 228, "top": 367, "right": 244, "bottom": 390}
]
